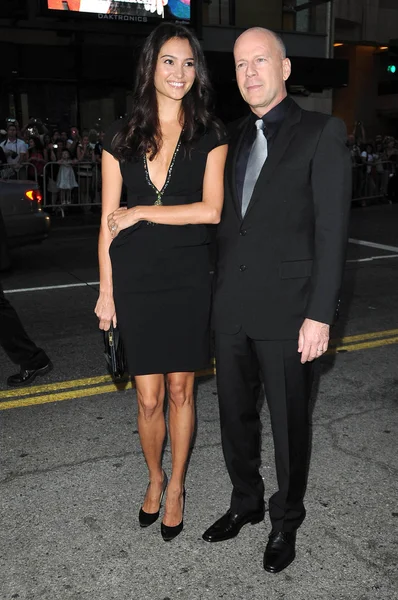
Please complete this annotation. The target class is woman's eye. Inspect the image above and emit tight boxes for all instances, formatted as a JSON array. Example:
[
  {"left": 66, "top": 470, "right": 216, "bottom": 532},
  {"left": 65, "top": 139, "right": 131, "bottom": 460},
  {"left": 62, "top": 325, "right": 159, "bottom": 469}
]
[
  {"left": 164, "top": 59, "right": 173, "bottom": 65},
  {"left": 185, "top": 61, "right": 195, "bottom": 68}
]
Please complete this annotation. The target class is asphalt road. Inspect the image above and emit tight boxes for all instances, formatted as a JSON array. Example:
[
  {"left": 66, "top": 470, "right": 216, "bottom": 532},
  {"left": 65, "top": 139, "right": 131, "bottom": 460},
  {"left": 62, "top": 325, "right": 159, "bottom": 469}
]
[{"left": 0, "top": 204, "right": 397, "bottom": 600}]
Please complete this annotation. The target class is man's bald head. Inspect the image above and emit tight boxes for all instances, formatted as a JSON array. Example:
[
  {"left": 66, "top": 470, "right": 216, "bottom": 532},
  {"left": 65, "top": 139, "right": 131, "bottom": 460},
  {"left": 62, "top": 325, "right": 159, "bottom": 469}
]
[
  {"left": 234, "top": 28, "right": 287, "bottom": 60},
  {"left": 233, "top": 27, "right": 291, "bottom": 117}
]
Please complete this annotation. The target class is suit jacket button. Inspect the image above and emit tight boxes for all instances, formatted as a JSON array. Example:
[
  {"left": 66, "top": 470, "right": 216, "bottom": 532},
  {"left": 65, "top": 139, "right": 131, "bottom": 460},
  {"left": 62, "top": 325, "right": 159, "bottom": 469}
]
[
  {"left": 240, "top": 229, "right": 247, "bottom": 236},
  {"left": 239, "top": 264, "right": 247, "bottom": 272}
]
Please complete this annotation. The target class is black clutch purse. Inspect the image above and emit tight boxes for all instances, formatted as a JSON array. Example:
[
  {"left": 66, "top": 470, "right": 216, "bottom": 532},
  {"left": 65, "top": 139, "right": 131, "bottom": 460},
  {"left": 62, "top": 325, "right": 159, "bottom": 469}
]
[{"left": 103, "top": 324, "right": 127, "bottom": 381}]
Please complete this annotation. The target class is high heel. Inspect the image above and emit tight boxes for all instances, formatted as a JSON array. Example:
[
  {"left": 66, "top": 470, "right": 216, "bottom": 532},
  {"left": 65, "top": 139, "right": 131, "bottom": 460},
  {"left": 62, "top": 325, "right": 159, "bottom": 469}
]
[
  {"left": 161, "top": 487, "right": 185, "bottom": 542},
  {"left": 139, "top": 471, "right": 168, "bottom": 528}
]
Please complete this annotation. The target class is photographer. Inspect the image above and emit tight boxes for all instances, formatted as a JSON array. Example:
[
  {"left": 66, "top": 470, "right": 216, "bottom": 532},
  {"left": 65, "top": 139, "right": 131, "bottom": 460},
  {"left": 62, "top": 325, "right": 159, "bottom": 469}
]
[{"left": 0, "top": 122, "right": 28, "bottom": 171}]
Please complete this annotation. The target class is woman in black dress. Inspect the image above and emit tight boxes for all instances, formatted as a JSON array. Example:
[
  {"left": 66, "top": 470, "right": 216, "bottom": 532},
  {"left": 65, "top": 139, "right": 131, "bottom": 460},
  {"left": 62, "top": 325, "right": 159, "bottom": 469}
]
[{"left": 95, "top": 23, "right": 227, "bottom": 541}]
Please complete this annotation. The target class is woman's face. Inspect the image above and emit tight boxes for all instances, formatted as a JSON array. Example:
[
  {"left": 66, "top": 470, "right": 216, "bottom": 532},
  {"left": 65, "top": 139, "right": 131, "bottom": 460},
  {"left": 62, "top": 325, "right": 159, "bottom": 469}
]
[
  {"left": 61, "top": 150, "right": 69, "bottom": 160},
  {"left": 44, "top": 135, "right": 50, "bottom": 145},
  {"left": 29, "top": 138, "right": 35, "bottom": 148},
  {"left": 82, "top": 136, "right": 89, "bottom": 145},
  {"left": 154, "top": 37, "right": 196, "bottom": 103}
]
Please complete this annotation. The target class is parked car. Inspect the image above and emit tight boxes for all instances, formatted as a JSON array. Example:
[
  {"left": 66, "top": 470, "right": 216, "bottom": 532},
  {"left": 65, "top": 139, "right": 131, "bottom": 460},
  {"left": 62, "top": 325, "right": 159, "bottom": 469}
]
[{"left": 0, "top": 179, "right": 50, "bottom": 249}]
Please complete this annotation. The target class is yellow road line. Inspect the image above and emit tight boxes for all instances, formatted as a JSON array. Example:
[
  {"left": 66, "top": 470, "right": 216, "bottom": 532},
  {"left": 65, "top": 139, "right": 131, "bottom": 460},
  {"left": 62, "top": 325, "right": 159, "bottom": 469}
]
[
  {"left": 0, "top": 368, "right": 215, "bottom": 411},
  {"left": 0, "top": 329, "right": 394, "bottom": 401},
  {"left": 0, "top": 330, "right": 397, "bottom": 411},
  {"left": 329, "top": 328, "right": 398, "bottom": 346},
  {"left": 0, "top": 382, "right": 132, "bottom": 411},
  {"left": 327, "top": 335, "right": 398, "bottom": 354},
  {"left": 0, "top": 374, "right": 113, "bottom": 399}
]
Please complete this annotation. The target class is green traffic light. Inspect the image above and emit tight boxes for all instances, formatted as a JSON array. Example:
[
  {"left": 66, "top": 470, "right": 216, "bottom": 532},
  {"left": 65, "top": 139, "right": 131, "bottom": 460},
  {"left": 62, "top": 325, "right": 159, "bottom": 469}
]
[{"left": 387, "top": 64, "right": 397, "bottom": 73}]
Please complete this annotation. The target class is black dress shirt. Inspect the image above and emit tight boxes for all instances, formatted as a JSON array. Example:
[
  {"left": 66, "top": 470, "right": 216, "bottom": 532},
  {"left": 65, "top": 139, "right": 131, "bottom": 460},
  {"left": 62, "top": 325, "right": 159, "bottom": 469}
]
[{"left": 236, "top": 95, "right": 292, "bottom": 206}]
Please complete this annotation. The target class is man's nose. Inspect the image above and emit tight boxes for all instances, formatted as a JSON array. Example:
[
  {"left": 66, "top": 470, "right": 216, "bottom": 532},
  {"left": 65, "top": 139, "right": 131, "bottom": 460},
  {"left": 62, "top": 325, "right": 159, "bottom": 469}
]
[{"left": 246, "top": 61, "right": 258, "bottom": 77}]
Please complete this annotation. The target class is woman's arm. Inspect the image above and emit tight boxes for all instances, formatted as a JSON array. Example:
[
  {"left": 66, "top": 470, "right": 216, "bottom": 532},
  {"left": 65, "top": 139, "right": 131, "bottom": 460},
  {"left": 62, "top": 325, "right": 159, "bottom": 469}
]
[
  {"left": 94, "top": 150, "right": 123, "bottom": 330},
  {"left": 109, "top": 144, "right": 228, "bottom": 234}
]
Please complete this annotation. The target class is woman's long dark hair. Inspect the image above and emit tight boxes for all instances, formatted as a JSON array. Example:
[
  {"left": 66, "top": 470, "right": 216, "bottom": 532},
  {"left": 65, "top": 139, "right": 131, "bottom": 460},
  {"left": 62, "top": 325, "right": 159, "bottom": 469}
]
[{"left": 112, "top": 22, "right": 220, "bottom": 161}]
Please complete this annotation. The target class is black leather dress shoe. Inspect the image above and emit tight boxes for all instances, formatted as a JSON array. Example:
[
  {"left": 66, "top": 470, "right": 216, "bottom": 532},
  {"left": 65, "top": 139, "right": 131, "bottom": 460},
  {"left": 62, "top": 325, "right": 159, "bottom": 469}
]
[
  {"left": 202, "top": 508, "right": 265, "bottom": 543},
  {"left": 263, "top": 531, "right": 296, "bottom": 573},
  {"left": 7, "top": 362, "right": 53, "bottom": 387}
]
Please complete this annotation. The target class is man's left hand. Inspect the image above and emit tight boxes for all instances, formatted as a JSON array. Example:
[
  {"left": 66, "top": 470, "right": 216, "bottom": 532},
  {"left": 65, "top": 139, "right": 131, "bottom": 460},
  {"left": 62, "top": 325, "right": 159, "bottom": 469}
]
[{"left": 298, "top": 318, "right": 330, "bottom": 364}]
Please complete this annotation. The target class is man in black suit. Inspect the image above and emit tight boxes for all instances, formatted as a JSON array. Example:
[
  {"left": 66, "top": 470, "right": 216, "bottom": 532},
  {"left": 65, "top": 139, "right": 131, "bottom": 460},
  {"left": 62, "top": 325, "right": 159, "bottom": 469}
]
[
  {"left": 0, "top": 208, "right": 52, "bottom": 386},
  {"left": 202, "top": 28, "right": 351, "bottom": 573}
]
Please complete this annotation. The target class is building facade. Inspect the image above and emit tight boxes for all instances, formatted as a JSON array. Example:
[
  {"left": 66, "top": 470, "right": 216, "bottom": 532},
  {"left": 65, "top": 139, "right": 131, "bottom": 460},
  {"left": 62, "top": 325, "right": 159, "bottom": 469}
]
[
  {"left": 0, "top": 0, "right": 348, "bottom": 131},
  {"left": 333, "top": 0, "right": 398, "bottom": 137}
]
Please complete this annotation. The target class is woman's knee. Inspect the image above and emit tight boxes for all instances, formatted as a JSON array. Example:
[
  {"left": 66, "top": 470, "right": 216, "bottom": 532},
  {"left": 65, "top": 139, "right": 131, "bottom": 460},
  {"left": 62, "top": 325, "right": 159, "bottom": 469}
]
[
  {"left": 167, "top": 379, "right": 194, "bottom": 409},
  {"left": 137, "top": 392, "right": 163, "bottom": 420}
]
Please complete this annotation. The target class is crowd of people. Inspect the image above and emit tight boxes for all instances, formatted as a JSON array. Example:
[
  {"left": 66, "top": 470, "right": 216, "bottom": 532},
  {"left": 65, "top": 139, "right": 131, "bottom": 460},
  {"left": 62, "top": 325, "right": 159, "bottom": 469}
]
[
  {"left": 1, "top": 115, "right": 397, "bottom": 206},
  {"left": 347, "top": 123, "right": 398, "bottom": 204},
  {"left": 0, "top": 118, "right": 106, "bottom": 208}
]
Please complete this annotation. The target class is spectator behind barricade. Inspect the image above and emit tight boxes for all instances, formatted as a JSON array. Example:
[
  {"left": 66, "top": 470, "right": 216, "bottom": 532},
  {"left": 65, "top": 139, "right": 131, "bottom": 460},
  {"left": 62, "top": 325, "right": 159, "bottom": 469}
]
[
  {"left": 347, "top": 134, "right": 361, "bottom": 164},
  {"left": 0, "top": 145, "right": 6, "bottom": 165},
  {"left": 56, "top": 148, "right": 78, "bottom": 206},
  {"left": 385, "top": 138, "right": 398, "bottom": 202},
  {"left": 88, "top": 129, "right": 98, "bottom": 150},
  {"left": 77, "top": 134, "right": 94, "bottom": 206},
  {"left": 94, "top": 130, "right": 105, "bottom": 163},
  {"left": 27, "top": 136, "right": 46, "bottom": 183},
  {"left": 0, "top": 124, "right": 28, "bottom": 175},
  {"left": 77, "top": 134, "right": 94, "bottom": 163},
  {"left": 360, "top": 143, "right": 377, "bottom": 204},
  {"left": 361, "top": 143, "right": 375, "bottom": 174},
  {"left": 52, "top": 130, "right": 61, "bottom": 144},
  {"left": 22, "top": 118, "right": 48, "bottom": 144},
  {"left": 67, "top": 127, "right": 80, "bottom": 158},
  {"left": 60, "top": 131, "right": 68, "bottom": 145}
]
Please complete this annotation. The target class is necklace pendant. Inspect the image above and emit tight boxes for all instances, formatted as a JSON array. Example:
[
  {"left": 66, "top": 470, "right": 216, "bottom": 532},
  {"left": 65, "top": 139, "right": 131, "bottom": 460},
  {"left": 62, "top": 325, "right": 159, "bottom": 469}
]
[{"left": 154, "top": 195, "right": 163, "bottom": 206}]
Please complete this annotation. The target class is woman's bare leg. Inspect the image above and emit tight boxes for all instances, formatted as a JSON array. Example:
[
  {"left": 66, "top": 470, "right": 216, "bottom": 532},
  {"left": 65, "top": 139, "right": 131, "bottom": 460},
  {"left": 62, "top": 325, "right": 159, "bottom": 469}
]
[
  {"left": 135, "top": 373, "right": 166, "bottom": 513},
  {"left": 163, "top": 371, "right": 195, "bottom": 527}
]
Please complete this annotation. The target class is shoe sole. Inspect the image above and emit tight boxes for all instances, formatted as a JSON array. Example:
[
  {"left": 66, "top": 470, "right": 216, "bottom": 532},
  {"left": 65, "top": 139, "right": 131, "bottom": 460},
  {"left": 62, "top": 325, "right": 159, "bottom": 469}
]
[
  {"left": 202, "top": 513, "right": 265, "bottom": 543},
  {"left": 264, "top": 552, "right": 296, "bottom": 574},
  {"left": 7, "top": 362, "right": 53, "bottom": 387}
]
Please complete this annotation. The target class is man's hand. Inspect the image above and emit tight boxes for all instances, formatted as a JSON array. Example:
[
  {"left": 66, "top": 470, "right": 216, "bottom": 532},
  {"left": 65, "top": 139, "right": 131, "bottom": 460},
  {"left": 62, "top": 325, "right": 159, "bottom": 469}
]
[{"left": 298, "top": 318, "right": 330, "bottom": 364}]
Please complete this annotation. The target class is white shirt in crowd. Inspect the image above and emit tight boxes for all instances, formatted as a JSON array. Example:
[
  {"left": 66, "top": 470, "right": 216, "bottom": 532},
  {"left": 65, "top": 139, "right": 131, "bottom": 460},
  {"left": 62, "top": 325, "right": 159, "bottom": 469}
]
[{"left": 0, "top": 138, "right": 28, "bottom": 164}]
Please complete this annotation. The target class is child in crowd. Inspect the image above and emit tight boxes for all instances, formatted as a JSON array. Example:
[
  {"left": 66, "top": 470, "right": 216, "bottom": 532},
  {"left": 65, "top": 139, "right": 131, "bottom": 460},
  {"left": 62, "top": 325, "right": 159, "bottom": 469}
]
[{"left": 56, "top": 149, "right": 78, "bottom": 205}]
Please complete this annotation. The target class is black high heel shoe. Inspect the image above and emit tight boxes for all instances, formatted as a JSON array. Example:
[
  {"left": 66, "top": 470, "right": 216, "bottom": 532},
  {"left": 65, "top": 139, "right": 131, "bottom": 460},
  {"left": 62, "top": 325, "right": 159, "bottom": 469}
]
[
  {"left": 161, "top": 487, "right": 185, "bottom": 542},
  {"left": 139, "top": 471, "right": 168, "bottom": 528}
]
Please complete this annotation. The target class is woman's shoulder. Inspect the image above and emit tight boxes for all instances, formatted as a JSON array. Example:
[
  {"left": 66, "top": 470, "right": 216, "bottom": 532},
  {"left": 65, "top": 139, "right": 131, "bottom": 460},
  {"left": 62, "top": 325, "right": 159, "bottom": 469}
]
[
  {"left": 196, "top": 118, "right": 229, "bottom": 152},
  {"left": 103, "top": 117, "right": 129, "bottom": 156}
]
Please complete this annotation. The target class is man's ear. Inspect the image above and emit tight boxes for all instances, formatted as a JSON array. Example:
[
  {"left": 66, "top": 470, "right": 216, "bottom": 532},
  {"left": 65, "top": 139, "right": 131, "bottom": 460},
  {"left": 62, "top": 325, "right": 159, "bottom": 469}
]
[{"left": 282, "top": 58, "right": 291, "bottom": 82}]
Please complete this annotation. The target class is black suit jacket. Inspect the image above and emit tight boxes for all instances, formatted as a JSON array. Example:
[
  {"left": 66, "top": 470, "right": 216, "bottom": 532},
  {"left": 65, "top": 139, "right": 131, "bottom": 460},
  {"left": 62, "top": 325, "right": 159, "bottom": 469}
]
[{"left": 213, "top": 99, "right": 352, "bottom": 339}]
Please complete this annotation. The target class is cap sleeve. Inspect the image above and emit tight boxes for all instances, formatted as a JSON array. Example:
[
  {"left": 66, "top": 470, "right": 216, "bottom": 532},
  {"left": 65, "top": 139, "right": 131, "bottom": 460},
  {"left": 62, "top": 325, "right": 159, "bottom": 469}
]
[
  {"left": 103, "top": 118, "right": 127, "bottom": 157},
  {"left": 205, "top": 119, "right": 229, "bottom": 152}
]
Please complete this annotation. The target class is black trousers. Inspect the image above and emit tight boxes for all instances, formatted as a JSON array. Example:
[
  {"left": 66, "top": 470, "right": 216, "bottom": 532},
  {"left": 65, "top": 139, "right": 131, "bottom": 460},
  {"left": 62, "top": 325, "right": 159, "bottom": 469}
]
[
  {"left": 0, "top": 280, "right": 49, "bottom": 370},
  {"left": 215, "top": 328, "right": 315, "bottom": 533}
]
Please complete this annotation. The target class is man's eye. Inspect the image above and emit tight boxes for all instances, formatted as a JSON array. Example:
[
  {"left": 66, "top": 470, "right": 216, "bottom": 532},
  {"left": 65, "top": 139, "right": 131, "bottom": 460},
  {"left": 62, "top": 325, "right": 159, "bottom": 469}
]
[
  {"left": 236, "top": 63, "right": 245, "bottom": 70},
  {"left": 256, "top": 57, "right": 266, "bottom": 63}
]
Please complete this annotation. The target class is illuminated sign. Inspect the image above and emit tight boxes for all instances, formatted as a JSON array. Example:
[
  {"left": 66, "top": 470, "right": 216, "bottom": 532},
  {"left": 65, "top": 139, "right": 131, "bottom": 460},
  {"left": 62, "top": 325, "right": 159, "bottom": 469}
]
[{"left": 46, "top": 0, "right": 191, "bottom": 23}]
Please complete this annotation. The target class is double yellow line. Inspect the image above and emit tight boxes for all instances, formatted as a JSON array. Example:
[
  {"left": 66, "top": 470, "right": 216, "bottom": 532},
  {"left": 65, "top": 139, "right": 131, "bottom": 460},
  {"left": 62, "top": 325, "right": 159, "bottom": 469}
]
[{"left": 1, "top": 328, "right": 397, "bottom": 411}]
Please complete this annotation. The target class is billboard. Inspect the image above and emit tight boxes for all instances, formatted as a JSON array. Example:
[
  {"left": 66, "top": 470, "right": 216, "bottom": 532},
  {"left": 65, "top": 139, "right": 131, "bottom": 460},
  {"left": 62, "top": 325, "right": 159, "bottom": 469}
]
[{"left": 46, "top": 1, "right": 191, "bottom": 24}]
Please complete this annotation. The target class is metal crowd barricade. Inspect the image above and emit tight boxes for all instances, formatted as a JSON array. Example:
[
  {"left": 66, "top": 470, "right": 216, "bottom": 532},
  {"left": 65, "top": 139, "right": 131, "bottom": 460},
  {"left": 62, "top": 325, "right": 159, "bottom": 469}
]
[
  {"left": 351, "top": 160, "right": 396, "bottom": 204},
  {"left": 43, "top": 161, "right": 102, "bottom": 215},
  {"left": 0, "top": 161, "right": 38, "bottom": 182}
]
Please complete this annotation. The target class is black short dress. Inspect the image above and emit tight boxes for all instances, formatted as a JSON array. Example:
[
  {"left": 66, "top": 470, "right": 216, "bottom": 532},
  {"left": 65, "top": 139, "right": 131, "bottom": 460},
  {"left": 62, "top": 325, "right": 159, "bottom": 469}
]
[{"left": 103, "top": 121, "right": 228, "bottom": 376}]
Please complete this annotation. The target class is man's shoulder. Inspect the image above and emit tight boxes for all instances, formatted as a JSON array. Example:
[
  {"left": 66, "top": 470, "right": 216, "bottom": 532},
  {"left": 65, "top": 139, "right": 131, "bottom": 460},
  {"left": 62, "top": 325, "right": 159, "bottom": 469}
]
[{"left": 299, "top": 107, "right": 346, "bottom": 133}]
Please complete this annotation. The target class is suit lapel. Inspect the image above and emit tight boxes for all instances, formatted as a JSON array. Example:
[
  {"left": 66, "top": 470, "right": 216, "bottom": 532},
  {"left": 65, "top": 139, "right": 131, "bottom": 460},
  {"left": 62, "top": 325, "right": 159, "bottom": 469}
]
[
  {"left": 226, "top": 115, "right": 251, "bottom": 221},
  {"left": 243, "top": 101, "right": 302, "bottom": 220}
]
